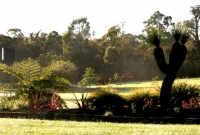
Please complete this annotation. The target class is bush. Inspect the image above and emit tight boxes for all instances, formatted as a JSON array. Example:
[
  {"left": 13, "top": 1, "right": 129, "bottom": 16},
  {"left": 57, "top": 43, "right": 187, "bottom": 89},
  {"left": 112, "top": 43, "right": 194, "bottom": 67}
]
[
  {"left": 86, "top": 87, "right": 129, "bottom": 111},
  {"left": 15, "top": 89, "right": 68, "bottom": 111},
  {"left": 170, "top": 82, "right": 200, "bottom": 107},
  {"left": 125, "top": 89, "right": 159, "bottom": 111},
  {"left": 27, "top": 90, "right": 67, "bottom": 111},
  {"left": 0, "top": 95, "right": 29, "bottom": 111}
]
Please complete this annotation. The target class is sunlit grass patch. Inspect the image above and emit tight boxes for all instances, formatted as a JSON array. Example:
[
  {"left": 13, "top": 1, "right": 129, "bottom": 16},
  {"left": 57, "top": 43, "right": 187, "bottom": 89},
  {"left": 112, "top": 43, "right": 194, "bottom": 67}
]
[{"left": 0, "top": 118, "right": 200, "bottom": 135}]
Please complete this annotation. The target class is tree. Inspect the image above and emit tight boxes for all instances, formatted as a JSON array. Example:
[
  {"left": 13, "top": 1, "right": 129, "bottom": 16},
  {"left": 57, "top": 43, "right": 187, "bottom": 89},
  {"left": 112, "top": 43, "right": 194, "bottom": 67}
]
[
  {"left": 62, "top": 17, "right": 93, "bottom": 79},
  {"left": 7, "top": 28, "right": 24, "bottom": 38},
  {"left": 0, "top": 34, "right": 12, "bottom": 48},
  {"left": 103, "top": 46, "right": 120, "bottom": 64},
  {"left": 184, "top": 5, "right": 200, "bottom": 52},
  {"left": 143, "top": 11, "right": 173, "bottom": 32},
  {"left": 78, "top": 67, "right": 100, "bottom": 88},
  {"left": 147, "top": 25, "right": 190, "bottom": 108},
  {"left": 43, "top": 31, "right": 63, "bottom": 55},
  {"left": 101, "top": 24, "right": 122, "bottom": 47}
]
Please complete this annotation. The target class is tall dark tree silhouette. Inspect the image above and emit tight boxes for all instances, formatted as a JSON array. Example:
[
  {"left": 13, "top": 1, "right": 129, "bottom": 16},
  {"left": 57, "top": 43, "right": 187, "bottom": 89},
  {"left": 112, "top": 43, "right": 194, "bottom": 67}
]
[{"left": 147, "top": 25, "right": 190, "bottom": 108}]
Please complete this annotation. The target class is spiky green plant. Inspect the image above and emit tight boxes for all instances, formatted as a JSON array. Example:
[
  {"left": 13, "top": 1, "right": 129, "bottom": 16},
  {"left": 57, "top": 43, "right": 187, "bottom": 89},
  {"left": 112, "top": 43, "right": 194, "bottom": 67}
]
[
  {"left": 170, "top": 24, "right": 190, "bottom": 45},
  {"left": 147, "top": 28, "right": 160, "bottom": 47},
  {"left": 180, "top": 31, "right": 190, "bottom": 45},
  {"left": 171, "top": 25, "right": 182, "bottom": 42}
]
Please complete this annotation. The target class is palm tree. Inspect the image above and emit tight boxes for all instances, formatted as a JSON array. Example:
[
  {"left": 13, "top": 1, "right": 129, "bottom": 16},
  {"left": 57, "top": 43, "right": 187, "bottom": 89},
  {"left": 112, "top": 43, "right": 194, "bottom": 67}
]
[
  {"left": 147, "top": 24, "right": 190, "bottom": 108},
  {"left": 0, "top": 58, "right": 71, "bottom": 109}
]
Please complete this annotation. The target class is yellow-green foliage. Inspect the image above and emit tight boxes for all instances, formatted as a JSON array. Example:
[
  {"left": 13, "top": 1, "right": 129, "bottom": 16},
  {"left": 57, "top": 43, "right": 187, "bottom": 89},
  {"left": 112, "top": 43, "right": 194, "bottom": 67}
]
[
  {"left": 87, "top": 87, "right": 129, "bottom": 110},
  {"left": 88, "top": 87, "right": 120, "bottom": 97},
  {"left": 170, "top": 81, "right": 200, "bottom": 107},
  {"left": 122, "top": 87, "right": 160, "bottom": 110},
  {"left": 126, "top": 88, "right": 159, "bottom": 97},
  {"left": 0, "top": 96, "right": 29, "bottom": 111}
]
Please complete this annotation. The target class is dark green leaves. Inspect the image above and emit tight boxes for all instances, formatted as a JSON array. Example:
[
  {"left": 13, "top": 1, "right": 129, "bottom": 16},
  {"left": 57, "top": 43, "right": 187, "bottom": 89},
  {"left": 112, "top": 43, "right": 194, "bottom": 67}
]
[
  {"left": 147, "top": 28, "right": 160, "bottom": 47},
  {"left": 180, "top": 31, "right": 190, "bottom": 45},
  {"left": 170, "top": 24, "right": 191, "bottom": 45},
  {"left": 171, "top": 26, "right": 182, "bottom": 42}
]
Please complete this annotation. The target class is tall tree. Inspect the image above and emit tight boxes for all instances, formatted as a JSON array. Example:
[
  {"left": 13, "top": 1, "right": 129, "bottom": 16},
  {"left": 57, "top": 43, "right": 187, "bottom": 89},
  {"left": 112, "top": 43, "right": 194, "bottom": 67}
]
[
  {"left": 147, "top": 25, "right": 190, "bottom": 108},
  {"left": 100, "top": 24, "right": 125, "bottom": 74},
  {"left": 143, "top": 11, "right": 173, "bottom": 32},
  {"left": 184, "top": 5, "right": 200, "bottom": 52},
  {"left": 62, "top": 17, "right": 93, "bottom": 79},
  {"left": 43, "top": 31, "right": 63, "bottom": 55}
]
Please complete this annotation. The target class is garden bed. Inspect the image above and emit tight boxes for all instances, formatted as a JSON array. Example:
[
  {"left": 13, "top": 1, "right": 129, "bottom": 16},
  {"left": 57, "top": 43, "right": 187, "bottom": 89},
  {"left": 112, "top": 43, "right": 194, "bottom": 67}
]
[{"left": 0, "top": 108, "right": 200, "bottom": 124}]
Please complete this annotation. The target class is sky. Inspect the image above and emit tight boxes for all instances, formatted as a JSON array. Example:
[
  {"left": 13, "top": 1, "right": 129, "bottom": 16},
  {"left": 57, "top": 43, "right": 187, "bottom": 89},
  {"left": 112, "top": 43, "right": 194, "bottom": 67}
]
[{"left": 0, "top": 0, "right": 199, "bottom": 38}]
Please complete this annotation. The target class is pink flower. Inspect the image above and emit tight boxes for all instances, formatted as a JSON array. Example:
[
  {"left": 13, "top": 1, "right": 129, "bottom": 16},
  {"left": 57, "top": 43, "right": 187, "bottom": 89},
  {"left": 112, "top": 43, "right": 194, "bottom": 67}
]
[{"left": 124, "top": 105, "right": 129, "bottom": 108}]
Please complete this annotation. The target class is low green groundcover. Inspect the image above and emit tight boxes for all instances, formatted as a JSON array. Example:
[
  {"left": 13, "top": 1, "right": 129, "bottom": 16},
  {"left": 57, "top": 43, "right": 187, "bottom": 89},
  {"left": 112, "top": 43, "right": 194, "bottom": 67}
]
[{"left": 0, "top": 118, "right": 200, "bottom": 135}]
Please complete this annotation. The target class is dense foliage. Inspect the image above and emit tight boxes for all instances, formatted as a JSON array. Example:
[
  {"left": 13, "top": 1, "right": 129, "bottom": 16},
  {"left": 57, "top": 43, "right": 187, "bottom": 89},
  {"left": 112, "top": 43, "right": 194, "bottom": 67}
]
[
  {"left": 0, "top": 5, "right": 200, "bottom": 84},
  {"left": 86, "top": 88, "right": 129, "bottom": 112},
  {"left": 0, "top": 58, "right": 70, "bottom": 110}
]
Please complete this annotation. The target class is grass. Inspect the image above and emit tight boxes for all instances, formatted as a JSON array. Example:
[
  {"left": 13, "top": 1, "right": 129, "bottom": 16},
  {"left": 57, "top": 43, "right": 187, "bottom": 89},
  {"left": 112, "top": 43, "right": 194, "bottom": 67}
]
[{"left": 0, "top": 118, "right": 200, "bottom": 135}]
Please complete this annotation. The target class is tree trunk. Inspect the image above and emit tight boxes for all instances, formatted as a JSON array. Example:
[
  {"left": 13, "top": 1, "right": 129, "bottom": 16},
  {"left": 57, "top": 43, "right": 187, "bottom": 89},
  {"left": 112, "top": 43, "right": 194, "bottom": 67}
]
[
  {"left": 154, "top": 47, "right": 168, "bottom": 74},
  {"left": 159, "top": 70, "right": 176, "bottom": 108},
  {"left": 156, "top": 42, "right": 187, "bottom": 108}
]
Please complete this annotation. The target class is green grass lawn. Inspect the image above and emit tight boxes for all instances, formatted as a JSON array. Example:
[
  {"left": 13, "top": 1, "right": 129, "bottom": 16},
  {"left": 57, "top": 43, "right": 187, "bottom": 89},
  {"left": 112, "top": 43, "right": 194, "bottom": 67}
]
[
  {"left": 101, "top": 77, "right": 200, "bottom": 89},
  {"left": 0, "top": 118, "right": 200, "bottom": 135}
]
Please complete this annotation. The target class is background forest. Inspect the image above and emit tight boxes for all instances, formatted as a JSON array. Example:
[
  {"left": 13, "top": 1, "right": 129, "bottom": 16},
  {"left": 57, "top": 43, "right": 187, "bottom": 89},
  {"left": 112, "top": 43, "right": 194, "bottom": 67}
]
[{"left": 0, "top": 5, "right": 200, "bottom": 85}]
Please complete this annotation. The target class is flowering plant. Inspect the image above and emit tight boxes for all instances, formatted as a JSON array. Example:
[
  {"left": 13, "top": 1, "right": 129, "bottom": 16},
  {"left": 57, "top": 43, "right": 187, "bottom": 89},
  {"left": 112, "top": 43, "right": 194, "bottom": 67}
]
[
  {"left": 182, "top": 97, "right": 200, "bottom": 109},
  {"left": 143, "top": 98, "right": 153, "bottom": 110}
]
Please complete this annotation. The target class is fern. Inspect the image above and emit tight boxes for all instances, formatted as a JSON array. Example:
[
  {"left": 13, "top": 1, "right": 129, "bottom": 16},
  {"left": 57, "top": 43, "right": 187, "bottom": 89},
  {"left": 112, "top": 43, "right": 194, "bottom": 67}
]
[{"left": 0, "top": 58, "right": 71, "bottom": 93}]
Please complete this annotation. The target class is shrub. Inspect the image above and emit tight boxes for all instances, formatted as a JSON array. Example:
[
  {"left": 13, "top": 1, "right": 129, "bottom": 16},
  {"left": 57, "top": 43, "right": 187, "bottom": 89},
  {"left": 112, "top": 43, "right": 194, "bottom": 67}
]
[
  {"left": 170, "top": 82, "right": 200, "bottom": 107},
  {"left": 86, "top": 87, "right": 129, "bottom": 111},
  {"left": 0, "top": 95, "right": 29, "bottom": 111},
  {"left": 28, "top": 90, "right": 67, "bottom": 111},
  {"left": 125, "top": 89, "right": 159, "bottom": 111}
]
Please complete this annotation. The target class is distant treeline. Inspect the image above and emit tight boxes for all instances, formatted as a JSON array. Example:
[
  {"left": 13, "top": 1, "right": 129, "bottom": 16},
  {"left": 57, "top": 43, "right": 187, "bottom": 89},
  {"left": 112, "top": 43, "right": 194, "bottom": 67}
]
[{"left": 0, "top": 5, "right": 200, "bottom": 83}]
